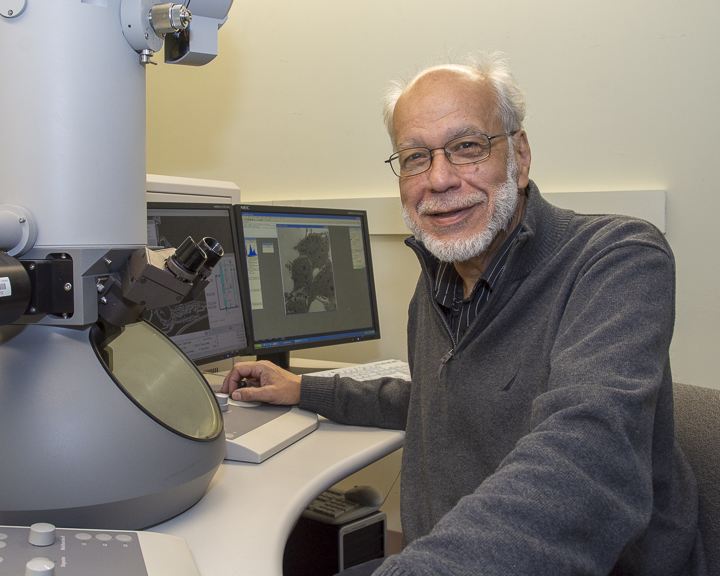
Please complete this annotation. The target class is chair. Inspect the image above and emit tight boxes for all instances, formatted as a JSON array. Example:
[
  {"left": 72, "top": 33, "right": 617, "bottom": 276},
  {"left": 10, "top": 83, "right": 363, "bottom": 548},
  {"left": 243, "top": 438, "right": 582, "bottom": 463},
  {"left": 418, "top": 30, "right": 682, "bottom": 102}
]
[{"left": 673, "top": 382, "right": 720, "bottom": 574}]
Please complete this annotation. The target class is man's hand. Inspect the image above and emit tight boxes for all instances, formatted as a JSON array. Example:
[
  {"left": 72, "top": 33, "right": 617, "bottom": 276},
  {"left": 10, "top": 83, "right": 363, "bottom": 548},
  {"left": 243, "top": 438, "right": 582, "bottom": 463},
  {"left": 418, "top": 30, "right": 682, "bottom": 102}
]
[{"left": 220, "top": 360, "right": 301, "bottom": 405}]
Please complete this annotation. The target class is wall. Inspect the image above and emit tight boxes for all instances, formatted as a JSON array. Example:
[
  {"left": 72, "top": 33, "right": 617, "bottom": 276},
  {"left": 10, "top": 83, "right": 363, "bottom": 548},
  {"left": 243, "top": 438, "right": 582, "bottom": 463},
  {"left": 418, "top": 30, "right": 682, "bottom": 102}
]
[{"left": 147, "top": 0, "right": 720, "bottom": 389}]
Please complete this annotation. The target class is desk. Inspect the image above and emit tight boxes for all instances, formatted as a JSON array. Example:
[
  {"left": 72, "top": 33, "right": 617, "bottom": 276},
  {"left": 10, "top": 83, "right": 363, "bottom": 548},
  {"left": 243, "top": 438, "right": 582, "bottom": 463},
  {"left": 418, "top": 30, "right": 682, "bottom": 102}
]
[{"left": 149, "top": 419, "right": 405, "bottom": 575}]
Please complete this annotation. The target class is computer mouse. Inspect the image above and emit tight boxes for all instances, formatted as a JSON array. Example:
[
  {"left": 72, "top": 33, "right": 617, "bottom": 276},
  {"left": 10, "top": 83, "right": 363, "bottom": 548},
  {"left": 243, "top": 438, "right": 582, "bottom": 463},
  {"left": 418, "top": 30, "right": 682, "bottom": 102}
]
[{"left": 344, "top": 485, "right": 383, "bottom": 507}]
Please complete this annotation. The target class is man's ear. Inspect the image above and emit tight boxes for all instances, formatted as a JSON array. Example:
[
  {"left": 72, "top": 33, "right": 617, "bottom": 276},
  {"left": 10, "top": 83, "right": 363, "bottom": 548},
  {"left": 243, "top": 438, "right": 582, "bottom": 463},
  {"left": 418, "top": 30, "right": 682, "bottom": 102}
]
[{"left": 513, "top": 131, "right": 531, "bottom": 190}]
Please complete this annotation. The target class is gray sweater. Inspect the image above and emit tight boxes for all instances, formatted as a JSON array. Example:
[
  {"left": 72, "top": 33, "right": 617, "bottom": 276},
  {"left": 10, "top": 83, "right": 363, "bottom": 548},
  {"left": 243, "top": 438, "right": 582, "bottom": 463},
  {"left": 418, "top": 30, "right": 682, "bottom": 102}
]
[{"left": 300, "top": 183, "right": 705, "bottom": 575}]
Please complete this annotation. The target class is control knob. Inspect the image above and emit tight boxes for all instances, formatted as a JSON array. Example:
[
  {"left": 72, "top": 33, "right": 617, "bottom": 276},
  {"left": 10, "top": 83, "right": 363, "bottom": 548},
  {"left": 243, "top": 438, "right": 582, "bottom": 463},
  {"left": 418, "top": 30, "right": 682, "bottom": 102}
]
[
  {"left": 25, "top": 556, "right": 55, "bottom": 576},
  {"left": 28, "top": 523, "right": 55, "bottom": 547}
]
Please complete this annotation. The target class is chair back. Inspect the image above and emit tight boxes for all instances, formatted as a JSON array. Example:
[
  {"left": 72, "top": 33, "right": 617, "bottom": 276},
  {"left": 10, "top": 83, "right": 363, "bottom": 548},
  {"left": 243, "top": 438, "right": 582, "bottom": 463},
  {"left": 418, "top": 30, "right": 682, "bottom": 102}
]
[{"left": 673, "top": 382, "right": 720, "bottom": 575}]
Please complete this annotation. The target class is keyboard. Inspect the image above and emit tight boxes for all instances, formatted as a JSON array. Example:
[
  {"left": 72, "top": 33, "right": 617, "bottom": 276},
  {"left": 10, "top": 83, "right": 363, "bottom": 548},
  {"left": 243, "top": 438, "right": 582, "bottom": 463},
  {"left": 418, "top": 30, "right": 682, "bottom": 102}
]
[
  {"left": 307, "top": 359, "right": 411, "bottom": 381},
  {"left": 301, "top": 487, "right": 381, "bottom": 525}
]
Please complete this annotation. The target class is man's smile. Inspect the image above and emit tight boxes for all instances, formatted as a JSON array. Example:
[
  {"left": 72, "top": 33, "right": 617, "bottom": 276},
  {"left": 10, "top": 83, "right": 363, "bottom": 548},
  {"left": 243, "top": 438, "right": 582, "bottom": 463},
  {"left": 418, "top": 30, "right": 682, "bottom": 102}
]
[{"left": 419, "top": 197, "right": 487, "bottom": 228}]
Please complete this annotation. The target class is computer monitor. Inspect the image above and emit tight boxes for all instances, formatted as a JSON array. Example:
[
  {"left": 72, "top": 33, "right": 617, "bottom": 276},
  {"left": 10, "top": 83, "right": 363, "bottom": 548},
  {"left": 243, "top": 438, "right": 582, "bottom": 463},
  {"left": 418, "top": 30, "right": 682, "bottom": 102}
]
[
  {"left": 234, "top": 204, "right": 381, "bottom": 369},
  {"left": 144, "top": 202, "right": 251, "bottom": 365},
  {"left": 144, "top": 201, "right": 318, "bottom": 464}
]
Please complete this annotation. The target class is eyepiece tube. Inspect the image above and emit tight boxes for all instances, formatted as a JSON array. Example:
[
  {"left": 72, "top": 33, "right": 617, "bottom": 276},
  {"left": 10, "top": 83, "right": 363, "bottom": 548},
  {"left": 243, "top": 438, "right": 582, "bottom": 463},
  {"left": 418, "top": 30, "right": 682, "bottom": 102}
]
[
  {"left": 198, "top": 237, "right": 223, "bottom": 269},
  {"left": 171, "top": 236, "right": 207, "bottom": 274}
]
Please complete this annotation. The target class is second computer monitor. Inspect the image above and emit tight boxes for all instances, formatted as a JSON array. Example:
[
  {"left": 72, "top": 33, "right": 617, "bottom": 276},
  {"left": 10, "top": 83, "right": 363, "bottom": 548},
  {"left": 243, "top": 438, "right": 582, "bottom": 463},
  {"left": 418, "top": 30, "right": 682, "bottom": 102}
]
[
  {"left": 234, "top": 204, "right": 381, "bottom": 368},
  {"left": 145, "top": 202, "right": 251, "bottom": 366}
]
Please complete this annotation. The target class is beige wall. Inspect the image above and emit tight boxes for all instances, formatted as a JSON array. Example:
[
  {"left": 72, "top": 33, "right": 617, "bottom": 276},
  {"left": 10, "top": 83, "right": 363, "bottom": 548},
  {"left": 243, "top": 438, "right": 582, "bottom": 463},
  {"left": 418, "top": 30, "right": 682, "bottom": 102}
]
[{"left": 147, "top": 0, "right": 720, "bottom": 389}]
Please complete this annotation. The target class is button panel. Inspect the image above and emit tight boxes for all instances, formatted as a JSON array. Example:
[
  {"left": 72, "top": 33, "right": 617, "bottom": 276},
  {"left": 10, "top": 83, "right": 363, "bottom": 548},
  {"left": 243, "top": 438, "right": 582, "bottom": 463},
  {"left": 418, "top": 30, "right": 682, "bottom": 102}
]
[{"left": 0, "top": 526, "right": 148, "bottom": 576}]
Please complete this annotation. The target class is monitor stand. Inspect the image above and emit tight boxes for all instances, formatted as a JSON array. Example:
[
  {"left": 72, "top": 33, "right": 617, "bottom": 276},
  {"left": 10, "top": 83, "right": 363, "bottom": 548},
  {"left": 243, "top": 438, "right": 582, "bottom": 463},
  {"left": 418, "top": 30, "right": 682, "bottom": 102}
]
[
  {"left": 255, "top": 350, "right": 291, "bottom": 370},
  {"left": 203, "top": 372, "right": 318, "bottom": 464}
]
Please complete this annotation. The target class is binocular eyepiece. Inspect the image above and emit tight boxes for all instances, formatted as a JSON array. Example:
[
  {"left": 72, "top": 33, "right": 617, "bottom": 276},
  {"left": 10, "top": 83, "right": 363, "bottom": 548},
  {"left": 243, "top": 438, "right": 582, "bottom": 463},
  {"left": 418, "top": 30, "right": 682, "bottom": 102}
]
[{"left": 168, "top": 236, "right": 224, "bottom": 280}]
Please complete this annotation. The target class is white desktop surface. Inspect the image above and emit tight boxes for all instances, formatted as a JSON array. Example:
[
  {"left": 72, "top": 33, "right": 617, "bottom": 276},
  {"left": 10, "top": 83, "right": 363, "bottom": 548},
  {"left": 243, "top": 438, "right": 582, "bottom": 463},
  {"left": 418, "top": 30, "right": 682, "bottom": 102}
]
[{"left": 149, "top": 419, "right": 405, "bottom": 576}]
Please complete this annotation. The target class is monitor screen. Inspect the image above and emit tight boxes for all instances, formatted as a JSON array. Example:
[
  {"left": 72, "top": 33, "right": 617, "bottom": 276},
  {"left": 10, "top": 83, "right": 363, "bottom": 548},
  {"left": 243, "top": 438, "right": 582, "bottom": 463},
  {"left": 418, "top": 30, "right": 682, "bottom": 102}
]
[
  {"left": 144, "top": 202, "right": 251, "bottom": 365},
  {"left": 234, "top": 204, "right": 381, "bottom": 368}
]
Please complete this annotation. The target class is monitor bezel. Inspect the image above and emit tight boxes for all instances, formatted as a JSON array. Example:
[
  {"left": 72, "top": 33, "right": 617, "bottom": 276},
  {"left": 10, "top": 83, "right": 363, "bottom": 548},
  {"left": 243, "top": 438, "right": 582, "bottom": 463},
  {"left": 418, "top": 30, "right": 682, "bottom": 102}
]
[
  {"left": 146, "top": 201, "right": 254, "bottom": 365},
  {"left": 233, "top": 203, "right": 382, "bottom": 364}
]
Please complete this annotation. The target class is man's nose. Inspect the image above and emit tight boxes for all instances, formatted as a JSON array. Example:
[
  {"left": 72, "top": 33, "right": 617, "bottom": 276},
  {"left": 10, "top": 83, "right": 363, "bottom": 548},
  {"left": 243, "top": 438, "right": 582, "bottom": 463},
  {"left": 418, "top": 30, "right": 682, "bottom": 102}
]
[{"left": 426, "top": 148, "right": 461, "bottom": 192}]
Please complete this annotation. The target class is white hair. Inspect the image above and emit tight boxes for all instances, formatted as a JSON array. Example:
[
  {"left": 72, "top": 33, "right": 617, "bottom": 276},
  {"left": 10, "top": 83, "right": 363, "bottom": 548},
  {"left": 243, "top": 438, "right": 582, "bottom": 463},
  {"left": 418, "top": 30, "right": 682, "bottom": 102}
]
[{"left": 382, "top": 51, "right": 527, "bottom": 150}]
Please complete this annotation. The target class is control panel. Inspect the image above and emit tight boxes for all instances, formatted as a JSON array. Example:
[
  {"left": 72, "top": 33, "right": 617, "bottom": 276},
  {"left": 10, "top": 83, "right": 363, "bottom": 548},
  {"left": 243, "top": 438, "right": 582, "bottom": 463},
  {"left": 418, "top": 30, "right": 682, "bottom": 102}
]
[{"left": 0, "top": 523, "right": 200, "bottom": 576}]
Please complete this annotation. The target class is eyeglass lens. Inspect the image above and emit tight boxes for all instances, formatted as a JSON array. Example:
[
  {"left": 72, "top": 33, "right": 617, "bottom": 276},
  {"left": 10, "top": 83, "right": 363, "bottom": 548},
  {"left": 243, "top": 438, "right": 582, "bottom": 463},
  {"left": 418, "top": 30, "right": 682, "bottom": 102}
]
[{"left": 391, "top": 134, "right": 492, "bottom": 177}]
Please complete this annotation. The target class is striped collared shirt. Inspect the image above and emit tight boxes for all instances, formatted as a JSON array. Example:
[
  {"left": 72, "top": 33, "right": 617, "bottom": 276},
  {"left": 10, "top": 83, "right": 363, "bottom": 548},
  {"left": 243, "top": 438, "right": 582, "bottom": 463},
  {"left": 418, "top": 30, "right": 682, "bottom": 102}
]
[{"left": 434, "top": 223, "right": 522, "bottom": 343}]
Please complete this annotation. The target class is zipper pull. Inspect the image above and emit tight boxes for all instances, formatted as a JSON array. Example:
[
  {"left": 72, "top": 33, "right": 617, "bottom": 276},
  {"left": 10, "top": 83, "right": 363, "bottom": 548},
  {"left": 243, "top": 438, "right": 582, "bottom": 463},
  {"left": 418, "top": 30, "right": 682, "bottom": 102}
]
[{"left": 438, "top": 349, "right": 454, "bottom": 383}]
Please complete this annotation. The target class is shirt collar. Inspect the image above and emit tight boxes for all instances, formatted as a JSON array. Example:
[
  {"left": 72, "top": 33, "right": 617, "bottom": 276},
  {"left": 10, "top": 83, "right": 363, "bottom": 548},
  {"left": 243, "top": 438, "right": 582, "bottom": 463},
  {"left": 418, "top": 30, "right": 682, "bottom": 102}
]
[{"left": 434, "top": 222, "right": 523, "bottom": 309}]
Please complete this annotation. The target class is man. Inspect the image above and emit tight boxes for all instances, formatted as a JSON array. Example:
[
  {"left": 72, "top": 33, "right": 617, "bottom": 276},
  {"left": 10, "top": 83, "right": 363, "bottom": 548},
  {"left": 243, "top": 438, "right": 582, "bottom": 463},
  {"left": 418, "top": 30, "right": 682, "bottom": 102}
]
[{"left": 223, "top": 53, "right": 705, "bottom": 575}]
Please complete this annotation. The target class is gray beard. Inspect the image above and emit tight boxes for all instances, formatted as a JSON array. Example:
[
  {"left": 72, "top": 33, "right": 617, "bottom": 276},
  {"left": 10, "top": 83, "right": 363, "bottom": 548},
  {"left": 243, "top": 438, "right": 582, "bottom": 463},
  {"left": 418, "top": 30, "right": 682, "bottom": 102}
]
[{"left": 402, "top": 153, "right": 519, "bottom": 263}]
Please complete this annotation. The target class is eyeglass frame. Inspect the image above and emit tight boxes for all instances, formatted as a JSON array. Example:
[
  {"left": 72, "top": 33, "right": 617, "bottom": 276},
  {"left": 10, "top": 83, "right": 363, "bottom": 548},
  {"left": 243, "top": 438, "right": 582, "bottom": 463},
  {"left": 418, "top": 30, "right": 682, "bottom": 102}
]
[{"left": 384, "top": 131, "right": 518, "bottom": 178}]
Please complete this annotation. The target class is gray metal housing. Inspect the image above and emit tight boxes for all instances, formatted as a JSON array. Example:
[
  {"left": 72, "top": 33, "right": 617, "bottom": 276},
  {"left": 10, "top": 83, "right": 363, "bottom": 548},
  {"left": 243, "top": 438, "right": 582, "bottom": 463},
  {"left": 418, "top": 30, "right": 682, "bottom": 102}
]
[{"left": 0, "top": 323, "right": 226, "bottom": 529}]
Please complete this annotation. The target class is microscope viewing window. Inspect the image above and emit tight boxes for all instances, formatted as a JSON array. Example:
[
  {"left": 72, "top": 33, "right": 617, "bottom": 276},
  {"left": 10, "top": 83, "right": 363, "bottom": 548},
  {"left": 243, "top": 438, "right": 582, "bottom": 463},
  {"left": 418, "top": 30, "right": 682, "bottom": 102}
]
[{"left": 90, "top": 320, "right": 223, "bottom": 441}]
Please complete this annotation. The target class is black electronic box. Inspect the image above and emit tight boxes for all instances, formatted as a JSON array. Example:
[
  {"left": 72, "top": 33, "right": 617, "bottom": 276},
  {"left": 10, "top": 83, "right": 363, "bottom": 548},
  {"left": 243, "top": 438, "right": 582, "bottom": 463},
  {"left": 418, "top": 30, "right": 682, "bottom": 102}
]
[{"left": 283, "top": 511, "right": 386, "bottom": 576}]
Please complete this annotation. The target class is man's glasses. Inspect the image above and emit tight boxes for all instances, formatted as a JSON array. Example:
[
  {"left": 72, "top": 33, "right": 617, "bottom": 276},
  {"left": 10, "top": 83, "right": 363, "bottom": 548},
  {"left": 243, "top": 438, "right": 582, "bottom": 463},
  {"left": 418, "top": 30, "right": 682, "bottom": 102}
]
[{"left": 385, "top": 132, "right": 516, "bottom": 178}]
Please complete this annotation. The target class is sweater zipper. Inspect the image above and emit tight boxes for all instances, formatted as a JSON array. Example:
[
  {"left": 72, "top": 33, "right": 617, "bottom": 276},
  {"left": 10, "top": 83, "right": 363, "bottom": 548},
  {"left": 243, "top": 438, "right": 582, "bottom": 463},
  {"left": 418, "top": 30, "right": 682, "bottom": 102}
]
[
  {"left": 410, "top": 242, "right": 457, "bottom": 382},
  {"left": 438, "top": 349, "right": 454, "bottom": 382}
]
